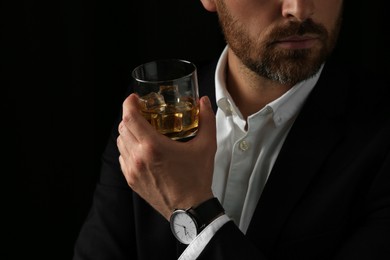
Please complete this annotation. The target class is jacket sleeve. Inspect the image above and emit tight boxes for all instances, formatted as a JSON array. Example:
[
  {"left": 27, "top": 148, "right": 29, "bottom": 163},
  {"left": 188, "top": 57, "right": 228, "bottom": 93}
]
[{"left": 73, "top": 121, "right": 137, "bottom": 260}]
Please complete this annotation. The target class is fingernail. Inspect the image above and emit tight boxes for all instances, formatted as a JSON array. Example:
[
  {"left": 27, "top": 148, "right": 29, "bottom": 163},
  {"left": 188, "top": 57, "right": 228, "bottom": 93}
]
[{"left": 202, "top": 96, "right": 212, "bottom": 108}]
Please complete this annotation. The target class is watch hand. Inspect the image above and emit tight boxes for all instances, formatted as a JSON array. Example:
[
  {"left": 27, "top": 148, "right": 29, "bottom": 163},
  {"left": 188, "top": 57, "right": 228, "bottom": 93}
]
[
  {"left": 175, "top": 223, "right": 189, "bottom": 236},
  {"left": 175, "top": 223, "right": 185, "bottom": 228}
]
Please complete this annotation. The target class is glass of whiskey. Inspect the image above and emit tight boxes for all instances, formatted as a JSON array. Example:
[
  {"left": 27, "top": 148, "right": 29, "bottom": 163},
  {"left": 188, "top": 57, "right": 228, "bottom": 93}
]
[{"left": 131, "top": 59, "right": 199, "bottom": 141}]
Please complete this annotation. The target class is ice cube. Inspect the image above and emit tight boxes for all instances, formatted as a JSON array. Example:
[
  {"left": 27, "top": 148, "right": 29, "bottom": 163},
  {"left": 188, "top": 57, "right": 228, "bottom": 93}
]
[
  {"left": 139, "top": 92, "right": 166, "bottom": 113},
  {"left": 158, "top": 85, "right": 181, "bottom": 104}
]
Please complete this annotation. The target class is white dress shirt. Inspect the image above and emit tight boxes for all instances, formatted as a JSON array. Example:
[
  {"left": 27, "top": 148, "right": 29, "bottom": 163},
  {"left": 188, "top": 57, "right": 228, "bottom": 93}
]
[{"left": 179, "top": 45, "right": 323, "bottom": 259}]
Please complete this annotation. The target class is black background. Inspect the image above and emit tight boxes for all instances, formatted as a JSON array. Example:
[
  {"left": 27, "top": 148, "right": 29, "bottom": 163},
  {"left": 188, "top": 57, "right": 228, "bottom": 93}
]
[{"left": 2, "top": 0, "right": 388, "bottom": 259}]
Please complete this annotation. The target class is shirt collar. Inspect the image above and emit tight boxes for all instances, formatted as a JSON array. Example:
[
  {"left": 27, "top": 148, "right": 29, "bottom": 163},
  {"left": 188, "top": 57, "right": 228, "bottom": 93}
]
[{"left": 215, "top": 45, "right": 323, "bottom": 127}]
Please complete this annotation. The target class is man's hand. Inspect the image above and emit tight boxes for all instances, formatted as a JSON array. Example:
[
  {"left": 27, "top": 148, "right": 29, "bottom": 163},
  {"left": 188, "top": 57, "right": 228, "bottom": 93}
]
[{"left": 117, "top": 93, "right": 216, "bottom": 220}]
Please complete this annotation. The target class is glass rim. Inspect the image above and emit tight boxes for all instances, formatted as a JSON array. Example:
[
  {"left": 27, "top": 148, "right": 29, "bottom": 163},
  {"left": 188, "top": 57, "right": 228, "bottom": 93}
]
[{"left": 131, "top": 58, "right": 197, "bottom": 84}]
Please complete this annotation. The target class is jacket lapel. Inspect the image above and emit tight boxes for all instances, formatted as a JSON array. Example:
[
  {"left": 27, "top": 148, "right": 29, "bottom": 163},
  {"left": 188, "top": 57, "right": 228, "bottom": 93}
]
[{"left": 246, "top": 60, "right": 349, "bottom": 252}]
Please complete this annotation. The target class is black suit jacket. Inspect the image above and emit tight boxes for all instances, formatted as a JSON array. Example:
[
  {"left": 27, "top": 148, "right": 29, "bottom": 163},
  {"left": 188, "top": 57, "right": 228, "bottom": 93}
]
[{"left": 73, "top": 56, "right": 390, "bottom": 259}]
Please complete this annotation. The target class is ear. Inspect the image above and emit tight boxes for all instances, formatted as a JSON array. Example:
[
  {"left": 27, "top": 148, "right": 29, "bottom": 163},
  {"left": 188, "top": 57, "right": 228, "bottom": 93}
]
[{"left": 200, "top": 0, "right": 217, "bottom": 12}]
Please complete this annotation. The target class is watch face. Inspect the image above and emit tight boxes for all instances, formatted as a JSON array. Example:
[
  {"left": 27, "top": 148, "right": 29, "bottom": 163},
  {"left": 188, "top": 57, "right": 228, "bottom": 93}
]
[{"left": 170, "top": 210, "right": 198, "bottom": 244}]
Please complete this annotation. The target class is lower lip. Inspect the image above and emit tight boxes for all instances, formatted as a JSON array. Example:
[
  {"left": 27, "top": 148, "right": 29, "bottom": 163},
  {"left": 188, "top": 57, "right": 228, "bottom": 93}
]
[{"left": 276, "top": 39, "right": 318, "bottom": 49}]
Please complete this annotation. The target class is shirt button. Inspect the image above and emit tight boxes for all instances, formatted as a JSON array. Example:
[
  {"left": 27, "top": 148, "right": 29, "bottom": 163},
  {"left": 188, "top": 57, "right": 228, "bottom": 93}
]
[{"left": 239, "top": 140, "right": 250, "bottom": 151}]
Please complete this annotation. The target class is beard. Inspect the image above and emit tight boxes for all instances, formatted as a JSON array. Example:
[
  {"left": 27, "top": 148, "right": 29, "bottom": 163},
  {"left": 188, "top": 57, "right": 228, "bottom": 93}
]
[{"left": 216, "top": 1, "right": 342, "bottom": 85}]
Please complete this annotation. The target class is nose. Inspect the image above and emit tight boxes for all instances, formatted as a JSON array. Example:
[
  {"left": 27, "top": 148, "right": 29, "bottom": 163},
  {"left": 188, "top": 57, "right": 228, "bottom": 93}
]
[{"left": 281, "top": 0, "right": 315, "bottom": 21}]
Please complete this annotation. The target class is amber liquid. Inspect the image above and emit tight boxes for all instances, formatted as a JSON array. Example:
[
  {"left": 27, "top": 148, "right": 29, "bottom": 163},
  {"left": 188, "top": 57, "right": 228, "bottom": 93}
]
[{"left": 141, "top": 99, "right": 199, "bottom": 140}]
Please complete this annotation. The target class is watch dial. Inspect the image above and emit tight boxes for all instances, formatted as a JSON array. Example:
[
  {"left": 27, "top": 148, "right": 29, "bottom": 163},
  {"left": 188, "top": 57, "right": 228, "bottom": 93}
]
[{"left": 171, "top": 210, "right": 198, "bottom": 244}]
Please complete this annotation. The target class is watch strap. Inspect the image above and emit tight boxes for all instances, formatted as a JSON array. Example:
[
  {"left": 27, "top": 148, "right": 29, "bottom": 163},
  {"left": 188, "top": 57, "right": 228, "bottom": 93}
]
[{"left": 187, "top": 197, "right": 225, "bottom": 231}]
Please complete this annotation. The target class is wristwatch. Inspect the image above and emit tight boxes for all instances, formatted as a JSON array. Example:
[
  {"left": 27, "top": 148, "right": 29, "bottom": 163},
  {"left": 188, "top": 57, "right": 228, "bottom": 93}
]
[{"left": 170, "top": 197, "right": 225, "bottom": 244}]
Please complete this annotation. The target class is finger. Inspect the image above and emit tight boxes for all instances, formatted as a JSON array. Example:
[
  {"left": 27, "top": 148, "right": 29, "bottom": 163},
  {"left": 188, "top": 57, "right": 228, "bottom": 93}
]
[
  {"left": 196, "top": 96, "right": 216, "bottom": 145},
  {"left": 118, "top": 154, "right": 127, "bottom": 175},
  {"left": 122, "top": 93, "right": 141, "bottom": 120},
  {"left": 117, "top": 120, "right": 137, "bottom": 157},
  {"left": 122, "top": 93, "right": 159, "bottom": 142},
  {"left": 118, "top": 154, "right": 136, "bottom": 189}
]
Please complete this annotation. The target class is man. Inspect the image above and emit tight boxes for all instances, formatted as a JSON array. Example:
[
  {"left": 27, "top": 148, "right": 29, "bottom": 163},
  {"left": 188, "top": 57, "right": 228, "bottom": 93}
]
[{"left": 73, "top": 0, "right": 390, "bottom": 259}]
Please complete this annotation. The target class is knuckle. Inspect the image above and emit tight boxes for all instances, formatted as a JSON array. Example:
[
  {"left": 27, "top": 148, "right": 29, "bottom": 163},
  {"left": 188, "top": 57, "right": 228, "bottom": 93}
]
[
  {"left": 142, "top": 141, "right": 161, "bottom": 159},
  {"left": 133, "top": 155, "right": 146, "bottom": 172}
]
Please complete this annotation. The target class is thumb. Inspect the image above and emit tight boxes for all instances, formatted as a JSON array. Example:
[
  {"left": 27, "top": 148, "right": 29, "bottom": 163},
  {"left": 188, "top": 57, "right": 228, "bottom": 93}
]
[{"left": 196, "top": 96, "right": 216, "bottom": 142}]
